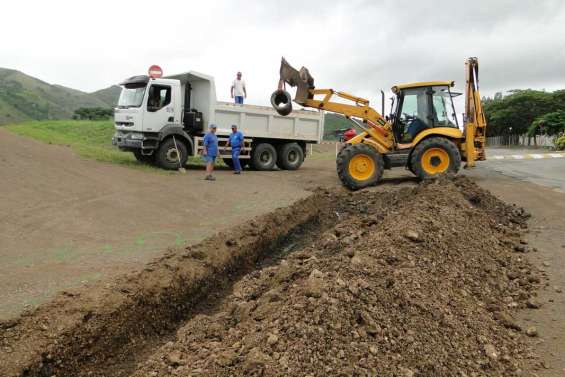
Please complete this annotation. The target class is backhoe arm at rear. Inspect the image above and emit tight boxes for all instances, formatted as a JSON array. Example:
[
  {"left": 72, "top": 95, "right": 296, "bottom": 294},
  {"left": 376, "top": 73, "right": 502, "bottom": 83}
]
[{"left": 463, "top": 57, "right": 487, "bottom": 167}]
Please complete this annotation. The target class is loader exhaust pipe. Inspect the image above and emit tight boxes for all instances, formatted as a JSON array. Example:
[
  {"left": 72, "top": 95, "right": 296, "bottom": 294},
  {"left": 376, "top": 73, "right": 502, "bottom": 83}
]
[{"left": 271, "top": 57, "right": 315, "bottom": 116}]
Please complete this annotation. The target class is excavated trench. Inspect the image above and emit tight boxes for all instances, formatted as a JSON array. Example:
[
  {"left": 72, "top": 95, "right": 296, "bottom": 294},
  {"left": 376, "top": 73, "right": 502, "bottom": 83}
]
[
  {"left": 0, "top": 177, "right": 540, "bottom": 377},
  {"left": 1, "top": 187, "right": 392, "bottom": 377}
]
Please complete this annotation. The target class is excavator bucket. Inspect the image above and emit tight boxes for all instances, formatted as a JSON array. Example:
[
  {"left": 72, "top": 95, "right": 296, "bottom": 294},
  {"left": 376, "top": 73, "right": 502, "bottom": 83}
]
[
  {"left": 271, "top": 58, "right": 315, "bottom": 116},
  {"left": 278, "top": 57, "right": 315, "bottom": 104}
]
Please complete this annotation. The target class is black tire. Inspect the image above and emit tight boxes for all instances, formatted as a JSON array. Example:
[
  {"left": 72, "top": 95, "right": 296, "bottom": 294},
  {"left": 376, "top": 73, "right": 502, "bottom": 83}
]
[
  {"left": 133, "top": 150, "right": 155, "bottom": 165},
  {"left": 276, "top": 142, "right": 304, "bottom": 170},
  {"left": 222, "top": 158, "right": 249, "bottom": 170},
  {"left": 155, "top": 137, "right": 188, "bottom": 170},
  {"left": 223, "top": 158, "right": 234, "bottom": 169},
  {"left": 410, "top": 137, "right": 461, "bottom": 179},
  {"left": 336, "top": 143, "right": 384, "bottom": 190},
  {"left": 270, "top": 90, "right": 293, "bottom": 116},
  {"left": 251, "top": 143, "right": 277, "bottom": 171}
]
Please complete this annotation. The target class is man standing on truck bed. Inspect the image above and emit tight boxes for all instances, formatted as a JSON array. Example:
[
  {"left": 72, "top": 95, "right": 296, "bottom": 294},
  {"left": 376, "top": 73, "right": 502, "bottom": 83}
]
[
  {"left": 203, "top": 124, "right": 218, "bottom": 181},
  {"left": 231, "top": 71, "right": 246, "bottom": 104},
  {"left": 228, "top": 124, "right": 244, "bottom": 174}
]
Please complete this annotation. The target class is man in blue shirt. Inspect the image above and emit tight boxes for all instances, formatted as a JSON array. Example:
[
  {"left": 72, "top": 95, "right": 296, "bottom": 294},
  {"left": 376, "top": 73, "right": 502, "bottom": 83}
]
[
  {"left": 228, "top": 124, "right": 244, "bottom": 174},
  {"left": 203, "top": 124, "right": 218, "bottom": 181}
]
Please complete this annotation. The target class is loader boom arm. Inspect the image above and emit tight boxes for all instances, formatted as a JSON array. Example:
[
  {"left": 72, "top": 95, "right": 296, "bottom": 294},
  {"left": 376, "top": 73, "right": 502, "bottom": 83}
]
[
  {"left": 303, "top": 89, "right": 394, "bottom": 152},
  {"left": 276, "top": 58, "right": 394, "bottom": 153}
]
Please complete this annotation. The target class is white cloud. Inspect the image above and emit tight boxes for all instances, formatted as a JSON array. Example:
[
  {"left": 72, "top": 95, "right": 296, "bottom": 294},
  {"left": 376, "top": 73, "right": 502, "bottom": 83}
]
[{"left": 2, "top": 0, "right": 564, "bottom": 114}]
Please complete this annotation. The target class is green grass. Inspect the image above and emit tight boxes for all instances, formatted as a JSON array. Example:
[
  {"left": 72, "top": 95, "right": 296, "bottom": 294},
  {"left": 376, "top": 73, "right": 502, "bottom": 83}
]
[
  {"left": 5, "top": 120, "right": 216, "bottom": 170},
  {"left": 5, "top": 120, "right": 145, "bottom": 166}
]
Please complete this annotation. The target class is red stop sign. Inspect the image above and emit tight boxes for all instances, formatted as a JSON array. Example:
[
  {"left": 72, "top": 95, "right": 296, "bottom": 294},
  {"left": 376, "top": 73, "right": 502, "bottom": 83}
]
[{"left": 148, "top": 65, "right": 163, "bottom": 78}]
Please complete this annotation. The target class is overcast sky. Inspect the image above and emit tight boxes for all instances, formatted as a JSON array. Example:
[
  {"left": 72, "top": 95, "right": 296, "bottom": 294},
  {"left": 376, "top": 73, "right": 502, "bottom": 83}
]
[{"left": 2, "top": 0, "right": 565, "bottom": 111}]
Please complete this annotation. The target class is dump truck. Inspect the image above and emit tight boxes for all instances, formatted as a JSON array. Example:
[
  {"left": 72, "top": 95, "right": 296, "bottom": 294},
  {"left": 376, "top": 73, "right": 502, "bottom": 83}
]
[
  {"left": 271, "top": 57, "right": 487, "bottom": 189},
  {"left": 112, "top": 69, "right": 323, "bottom": 170}
]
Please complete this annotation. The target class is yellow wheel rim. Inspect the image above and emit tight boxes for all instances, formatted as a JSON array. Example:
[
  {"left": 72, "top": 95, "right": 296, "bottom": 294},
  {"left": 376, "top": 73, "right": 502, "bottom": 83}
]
[
  {"left": 421, "top": 148, "right": 450, "bottom": 174},
  {"left": 348, "top": 154, "right": 376, "bottom": 181}
]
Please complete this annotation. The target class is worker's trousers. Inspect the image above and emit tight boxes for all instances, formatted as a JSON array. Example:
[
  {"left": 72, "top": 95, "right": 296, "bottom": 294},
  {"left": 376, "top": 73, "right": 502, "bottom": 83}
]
[{"left": 232, "top": 148, "right": 242, "bottom": 172}]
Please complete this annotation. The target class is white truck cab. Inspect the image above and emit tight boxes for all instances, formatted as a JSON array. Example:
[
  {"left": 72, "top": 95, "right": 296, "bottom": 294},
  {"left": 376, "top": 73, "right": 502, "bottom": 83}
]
[{"left": 112, "top": 70, "right": 323, "bottom": 171}]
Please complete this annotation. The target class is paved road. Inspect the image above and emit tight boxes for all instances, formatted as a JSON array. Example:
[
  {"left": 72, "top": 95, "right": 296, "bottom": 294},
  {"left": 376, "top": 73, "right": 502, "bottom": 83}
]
[
  {"left": 468, "top": 147, "right": 565, "bottom": 376},
  {"left": 466, "top": 166, "right": 565, "bottom": 377},
  {"left": 481, "top": 147, "right": 565, "bottom": 192}
]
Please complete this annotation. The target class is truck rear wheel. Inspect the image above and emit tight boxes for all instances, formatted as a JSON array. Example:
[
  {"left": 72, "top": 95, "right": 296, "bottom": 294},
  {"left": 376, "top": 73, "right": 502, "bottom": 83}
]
[
  {"left": 155, "top": 137, "right": 188, "bottom": 170},
  {"left": 251, "top": 143, "right": 277, "bottom": 171},
  {"left": 337, "top": 143, "right": 384, "bottom": 190},
  {"left": 410, "top": 137, "right": 461, "bottom": 179},
  {"left": 276, "top": 142, "right": 304, "bottom": 170},
  {"left": 223, "top": 158, "right": 249, "bottom": 170},
  {"left": 133, "top": 150, "right": 155, "bottom": 165}
]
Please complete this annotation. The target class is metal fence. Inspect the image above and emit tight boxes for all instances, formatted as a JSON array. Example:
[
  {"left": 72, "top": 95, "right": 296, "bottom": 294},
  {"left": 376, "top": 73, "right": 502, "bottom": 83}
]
[{"left": 486, "top": 134, "right": 555, "bottom": 147}]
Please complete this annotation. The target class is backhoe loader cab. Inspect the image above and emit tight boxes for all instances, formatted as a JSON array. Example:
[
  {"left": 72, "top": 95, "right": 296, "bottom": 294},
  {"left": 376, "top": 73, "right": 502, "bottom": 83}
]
[
  {"left": 390, "top": 82, "right": 459, "bottom": 143},
  {"left": 272, "top": 57, "right": 486, "bottom": 190}
]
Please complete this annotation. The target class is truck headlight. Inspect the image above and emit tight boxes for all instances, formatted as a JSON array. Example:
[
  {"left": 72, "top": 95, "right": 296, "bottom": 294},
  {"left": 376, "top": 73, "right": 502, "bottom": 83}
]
[{"left": 130, "top": 133, "right": 144, "bottom": 140}]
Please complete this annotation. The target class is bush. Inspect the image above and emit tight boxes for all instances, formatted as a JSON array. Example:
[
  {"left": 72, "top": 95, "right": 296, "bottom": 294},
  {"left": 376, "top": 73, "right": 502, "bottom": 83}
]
[
  {"left": 555, "top": 135, "right": 565, "bottom": 151},
  {"left": 73, "top": 107, "right": 113, "bottom": 120},
  {"left": 528, "top": 110, "right": 565, "bottom": 136}
]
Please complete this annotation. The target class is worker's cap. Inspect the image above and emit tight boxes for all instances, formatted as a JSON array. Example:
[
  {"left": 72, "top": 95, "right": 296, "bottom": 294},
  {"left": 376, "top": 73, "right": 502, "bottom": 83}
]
[
  {"left": 231, "top": 124, "right": 237, "bottom": 129},
  {"left": 209, "top": 124, "right": 217, "bottom": 129}
]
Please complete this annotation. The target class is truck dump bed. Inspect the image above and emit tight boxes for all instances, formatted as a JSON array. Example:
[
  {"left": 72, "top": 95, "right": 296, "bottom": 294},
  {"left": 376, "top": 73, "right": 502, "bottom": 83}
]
[
  {"left": 215, "top": 102, "right": 323, "bottom": 142},
  {"left": 168, "top": 71, "right": 323, "bottom": 143}
]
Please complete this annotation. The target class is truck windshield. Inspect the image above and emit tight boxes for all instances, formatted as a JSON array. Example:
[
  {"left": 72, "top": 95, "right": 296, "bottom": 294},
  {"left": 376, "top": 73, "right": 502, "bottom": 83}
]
[{"left": 117, "top": 86, "right": 146, "bottom": 108}]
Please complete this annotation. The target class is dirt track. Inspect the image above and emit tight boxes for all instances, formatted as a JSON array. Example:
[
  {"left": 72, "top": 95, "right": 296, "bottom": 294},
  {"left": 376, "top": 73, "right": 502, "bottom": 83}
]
[
  {"left": 2, "top": 130, "right": 565, "bottom": 376},
  {"left": 0, "top": 129, "right": 336, "bottom": 320}
]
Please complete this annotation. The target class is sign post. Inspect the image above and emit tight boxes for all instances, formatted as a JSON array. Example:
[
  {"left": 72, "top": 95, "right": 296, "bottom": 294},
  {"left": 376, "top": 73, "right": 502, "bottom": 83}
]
[{"left": 148, "top": 65, "right": 163, "bottom": 78}]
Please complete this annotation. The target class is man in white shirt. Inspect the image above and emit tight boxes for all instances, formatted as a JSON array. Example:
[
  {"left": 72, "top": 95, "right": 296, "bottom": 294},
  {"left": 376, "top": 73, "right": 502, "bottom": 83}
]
[{"left": 231, "top": 71, "right": 247, "bottom": 104}]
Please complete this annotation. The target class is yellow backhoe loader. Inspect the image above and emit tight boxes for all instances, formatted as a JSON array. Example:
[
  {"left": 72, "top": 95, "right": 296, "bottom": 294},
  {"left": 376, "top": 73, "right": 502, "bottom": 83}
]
[{"left": 271, "top": 57, "right": 487, "bottom": 189}]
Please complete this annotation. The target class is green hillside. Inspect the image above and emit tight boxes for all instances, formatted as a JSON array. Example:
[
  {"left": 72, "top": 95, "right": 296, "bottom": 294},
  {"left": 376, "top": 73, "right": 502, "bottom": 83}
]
[
  {"left": 91, "top": 85, "right": 122, "bottom": 107},
  {"left": 323, "top": 113, "right": 355, "bottom": 140},
  {"left": 0, "top": 68, "right": 120, "bottom": 125}
]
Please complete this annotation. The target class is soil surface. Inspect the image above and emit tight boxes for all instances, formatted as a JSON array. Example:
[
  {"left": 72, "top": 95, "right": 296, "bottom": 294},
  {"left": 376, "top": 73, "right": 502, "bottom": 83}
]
[
  {"left": 466, "top": 168, "right": 565, "bottom": 376},
  {"left": 131, "top": 177, "right": 539, "bottom": 377},
  {"left": 0, "top": 129, "right": 336, "bottom": 320},
  {"left": 0, "top": 177, "right": 542, "bottom": 377},
  {"left": 2, "top": 129, "right": 564, "bottom": 376}
]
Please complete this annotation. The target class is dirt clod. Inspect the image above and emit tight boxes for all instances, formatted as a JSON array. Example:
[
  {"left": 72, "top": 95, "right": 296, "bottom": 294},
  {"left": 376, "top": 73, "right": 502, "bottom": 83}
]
[
  {"left": 526, "top": 326, "right": 538, "bottom": 337},
  {"left": 404, "top": 230, "right": 421, "bottom": 242},
  {"left": 526, "top": 299, "right": 542, "bottom": 309},
  {"left": 166, "top": 350, "right": 185, "bottom": 367},
  {"left": 484, "top": 343, "right": 499, "bottom": 360}
]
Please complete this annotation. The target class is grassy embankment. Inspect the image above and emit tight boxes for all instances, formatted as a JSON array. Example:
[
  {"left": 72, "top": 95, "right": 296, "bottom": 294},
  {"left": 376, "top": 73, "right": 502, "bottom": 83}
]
[
  {"left": 5, "top": 118, "right": 345, "bottom": 168},
  {"left": 5, "top": 120, "right": 207, "bottom": 169}
]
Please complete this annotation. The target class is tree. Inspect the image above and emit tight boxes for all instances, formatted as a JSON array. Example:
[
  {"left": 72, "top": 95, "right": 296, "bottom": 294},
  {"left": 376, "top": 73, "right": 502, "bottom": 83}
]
[
  {"left": 73, "top": 107, "right": 113, "bottom": 120},
  {"left": 483, "top": 90, "right": 560, "bottom": 137},
  {"left": 528, "top": 110, "right": 565, "bottom": 136}
]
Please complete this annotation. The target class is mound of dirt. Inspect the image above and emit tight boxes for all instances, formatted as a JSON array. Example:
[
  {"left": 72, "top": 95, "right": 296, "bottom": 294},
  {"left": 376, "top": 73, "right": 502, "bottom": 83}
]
[
  {"left": 132, "top": 177, "right": 539, "bottom": 377},
  {"left": 0, "top": 176, "right": 539, "bottom": 377}
]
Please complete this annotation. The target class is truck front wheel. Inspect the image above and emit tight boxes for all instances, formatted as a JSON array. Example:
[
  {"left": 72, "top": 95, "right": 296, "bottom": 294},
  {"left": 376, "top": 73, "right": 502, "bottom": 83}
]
[
  {"left": 276, "top": 142, "right": 304, "bottom": 170},
  {"left": 133, "top": 150, "right": 155, "bottom": 165},
  {"left": 155, "top": 137, "right": 188, "bottom": 170},
  {"left": 251, "top": 143, "right": 277, "bottom": 170}
]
